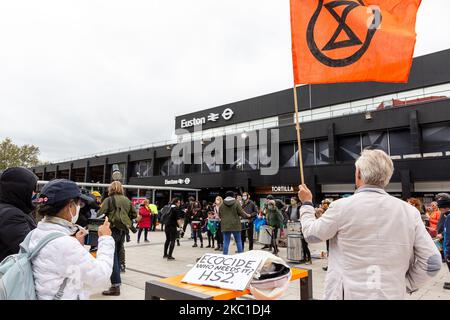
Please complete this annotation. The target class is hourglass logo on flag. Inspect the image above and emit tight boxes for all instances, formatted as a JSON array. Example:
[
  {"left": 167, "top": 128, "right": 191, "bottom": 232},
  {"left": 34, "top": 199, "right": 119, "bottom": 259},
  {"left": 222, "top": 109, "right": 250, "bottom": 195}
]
[{"left": 290, "top": 0, "right": 422, "bottom": 84}]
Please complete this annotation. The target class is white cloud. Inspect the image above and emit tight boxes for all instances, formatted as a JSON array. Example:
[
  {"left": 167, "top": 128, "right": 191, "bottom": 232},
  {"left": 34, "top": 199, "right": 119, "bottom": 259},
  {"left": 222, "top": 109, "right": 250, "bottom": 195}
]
[{"left": 0, "top": 0, "right": 448, "bottom": 162}]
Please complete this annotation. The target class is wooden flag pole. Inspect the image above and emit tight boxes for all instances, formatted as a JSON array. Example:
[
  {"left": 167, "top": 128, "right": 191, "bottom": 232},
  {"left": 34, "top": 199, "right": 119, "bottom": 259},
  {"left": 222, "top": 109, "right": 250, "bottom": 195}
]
[{"left": 293, "top": 85, "right": 305, "bottom": 185}]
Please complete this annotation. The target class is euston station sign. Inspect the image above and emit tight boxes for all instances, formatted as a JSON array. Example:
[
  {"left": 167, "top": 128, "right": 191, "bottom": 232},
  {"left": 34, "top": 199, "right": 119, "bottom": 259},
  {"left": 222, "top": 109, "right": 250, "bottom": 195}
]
[{"left": 180, "top": 108, "right": 234, "bottom": 129}]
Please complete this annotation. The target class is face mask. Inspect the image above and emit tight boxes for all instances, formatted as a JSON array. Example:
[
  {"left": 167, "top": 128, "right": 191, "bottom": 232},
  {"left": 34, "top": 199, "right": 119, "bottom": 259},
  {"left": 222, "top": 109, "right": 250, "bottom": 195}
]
[
  {"left": 243, "top": 196, "right": 248, "bottom": 201},
  {"left": 268, "top": 205, "right": 274, "bottom": 210},
  {"left": 71, "top": 204, "right": 81, "bottom": 224}
]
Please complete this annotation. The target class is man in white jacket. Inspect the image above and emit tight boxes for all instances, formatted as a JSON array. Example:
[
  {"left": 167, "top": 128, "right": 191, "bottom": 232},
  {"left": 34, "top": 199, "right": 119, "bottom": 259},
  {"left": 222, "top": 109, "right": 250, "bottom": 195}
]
[{"left": 299, "top": 149, "right": 442, "bottom": 300}]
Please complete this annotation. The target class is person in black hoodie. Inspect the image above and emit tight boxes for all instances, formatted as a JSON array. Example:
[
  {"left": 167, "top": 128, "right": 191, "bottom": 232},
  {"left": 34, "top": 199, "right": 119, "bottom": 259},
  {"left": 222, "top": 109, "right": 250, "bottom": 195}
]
[{"left": 0, "top": 167, "right": 38, "bottom": 262}]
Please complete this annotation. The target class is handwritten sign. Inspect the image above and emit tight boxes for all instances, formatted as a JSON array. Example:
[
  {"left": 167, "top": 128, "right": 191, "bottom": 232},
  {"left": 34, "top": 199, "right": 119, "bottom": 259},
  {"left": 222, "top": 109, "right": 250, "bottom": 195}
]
[{"left": 182, "top": 253, "right": 263, "bottom": 291}]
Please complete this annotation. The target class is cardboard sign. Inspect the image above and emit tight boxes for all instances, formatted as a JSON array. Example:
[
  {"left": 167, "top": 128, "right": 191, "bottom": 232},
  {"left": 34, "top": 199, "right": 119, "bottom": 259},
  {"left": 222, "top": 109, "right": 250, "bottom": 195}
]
[{"left": 182, "top": 253, "right": 263, "bottom": 291}]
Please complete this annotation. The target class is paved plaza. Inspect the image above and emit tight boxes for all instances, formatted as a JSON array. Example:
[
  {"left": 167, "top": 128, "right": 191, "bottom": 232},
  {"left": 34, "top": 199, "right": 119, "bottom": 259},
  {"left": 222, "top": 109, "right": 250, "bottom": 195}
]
[{"left": 90, "top": 227, "right": 450, "bottom": 300}]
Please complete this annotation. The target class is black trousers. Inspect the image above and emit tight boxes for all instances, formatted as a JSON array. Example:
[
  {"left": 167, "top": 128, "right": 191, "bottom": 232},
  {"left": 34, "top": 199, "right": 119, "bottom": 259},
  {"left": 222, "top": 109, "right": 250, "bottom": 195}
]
[
  {"left": 270, "top": 227, "right": 279, "bottom": 250},
  {"left": 301, "top": 237, "right": 311, "bottom": 261},
  {"left": 164, "top": 226, "right": 177, "bottom": 257},
  {"left": 137, "top": 228, "right": 149, "bottom": 242},
  {"left": 207, "top": 231, "right": 215, "bottom": 247},
  {"left": 241, "top": 222, "right": 254, "bottom": 250},
  {"left": 216, "top": 228, "right": 223, "bottom": 248}
]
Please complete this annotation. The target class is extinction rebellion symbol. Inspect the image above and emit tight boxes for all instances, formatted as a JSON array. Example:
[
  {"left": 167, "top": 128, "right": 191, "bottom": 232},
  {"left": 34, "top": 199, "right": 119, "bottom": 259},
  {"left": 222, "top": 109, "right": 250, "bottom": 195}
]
[{"left": 307, "top": 0, "right": 382, "bottom": 67}]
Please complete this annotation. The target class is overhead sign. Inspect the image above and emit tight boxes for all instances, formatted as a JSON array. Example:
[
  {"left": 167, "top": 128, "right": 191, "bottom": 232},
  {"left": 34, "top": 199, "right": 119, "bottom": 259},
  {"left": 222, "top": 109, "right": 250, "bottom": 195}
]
[
  {"left": 182, "top": 253, "right": 263, "bottom": 291},
  {"left": 180, "top": 108, "right": 235, "bottom": 129},
  {"left": 164, "top": 178, "right": 191, "bottom": 185}
]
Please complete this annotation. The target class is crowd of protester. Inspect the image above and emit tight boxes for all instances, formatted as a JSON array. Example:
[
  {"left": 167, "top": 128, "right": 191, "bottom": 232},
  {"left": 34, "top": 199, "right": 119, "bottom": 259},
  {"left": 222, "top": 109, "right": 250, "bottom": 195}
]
[{"left": 0, "top": 148, "right": 448, "bottom": 299}]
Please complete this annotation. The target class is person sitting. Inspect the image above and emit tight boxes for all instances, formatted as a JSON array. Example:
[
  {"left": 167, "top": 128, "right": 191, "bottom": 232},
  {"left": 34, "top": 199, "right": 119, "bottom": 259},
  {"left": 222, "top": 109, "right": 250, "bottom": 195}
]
[{"left": 299, "top": 149, "right": 441, "bottom": 300}]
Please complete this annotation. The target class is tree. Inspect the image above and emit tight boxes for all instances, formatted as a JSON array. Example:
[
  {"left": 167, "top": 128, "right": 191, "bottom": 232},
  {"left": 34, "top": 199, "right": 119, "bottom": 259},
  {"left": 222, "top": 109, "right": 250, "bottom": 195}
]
[{"left": 0, "top": 138, "right": 41, "bottom": 171}]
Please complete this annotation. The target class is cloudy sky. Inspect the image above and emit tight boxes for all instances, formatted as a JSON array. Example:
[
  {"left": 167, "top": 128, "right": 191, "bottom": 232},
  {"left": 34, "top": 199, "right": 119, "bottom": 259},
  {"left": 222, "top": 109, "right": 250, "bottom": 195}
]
[{"left": 0, "top": 0, "right": 449, "bottom": 162}]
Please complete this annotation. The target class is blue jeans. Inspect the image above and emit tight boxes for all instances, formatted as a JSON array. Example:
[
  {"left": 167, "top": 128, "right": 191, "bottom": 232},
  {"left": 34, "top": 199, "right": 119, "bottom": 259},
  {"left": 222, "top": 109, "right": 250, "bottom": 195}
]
[
  {"left": 111, "top": 229, "right": 125, "bottom": 286},
  {"left": 222, "top": 231, "right": 243, "bottom": 255}
]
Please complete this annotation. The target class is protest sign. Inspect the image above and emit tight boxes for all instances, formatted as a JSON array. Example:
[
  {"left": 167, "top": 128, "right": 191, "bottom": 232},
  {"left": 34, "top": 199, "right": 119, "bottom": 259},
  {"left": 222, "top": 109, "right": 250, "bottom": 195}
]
[{"left": 182, "top": 253, "right": 263, "bottom": 291}]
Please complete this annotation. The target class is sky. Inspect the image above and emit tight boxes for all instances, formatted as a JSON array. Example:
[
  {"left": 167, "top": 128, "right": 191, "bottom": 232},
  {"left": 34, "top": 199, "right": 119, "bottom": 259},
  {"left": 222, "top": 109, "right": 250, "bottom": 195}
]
[{"left": 0, "top": 0, "right": 449, "bottom": 162}]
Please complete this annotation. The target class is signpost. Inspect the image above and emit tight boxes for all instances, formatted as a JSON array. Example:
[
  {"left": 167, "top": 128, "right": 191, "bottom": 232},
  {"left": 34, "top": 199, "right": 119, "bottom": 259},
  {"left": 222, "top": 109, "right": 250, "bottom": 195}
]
[{"left": 182, "top": 253, "right": 263, "bottom": 291}]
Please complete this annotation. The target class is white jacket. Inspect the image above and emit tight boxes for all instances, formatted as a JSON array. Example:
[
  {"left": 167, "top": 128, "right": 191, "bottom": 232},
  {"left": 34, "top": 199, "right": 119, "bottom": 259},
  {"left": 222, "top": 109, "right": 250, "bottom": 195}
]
[
  {"left": 300, "top": 186, "right": 442, "bottom": 300},
  {"left": 28, "top": 217, "right": 115, "bottom": 300}
]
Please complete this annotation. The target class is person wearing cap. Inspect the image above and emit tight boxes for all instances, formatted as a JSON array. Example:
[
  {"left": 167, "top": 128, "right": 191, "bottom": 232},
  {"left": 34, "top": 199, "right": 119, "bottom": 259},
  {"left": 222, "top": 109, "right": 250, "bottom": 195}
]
[
  {"left": 29, "top": 179, "right": 114, "bottom": 299},
  {"left": 0, "top": 167, "right": 39, "bottom": 262},
  {"left": 219, "top": 191, "right": 251, "bottom": 255},
  {"left": 299, "top": 149, "right": 441, "bottom": 300}
]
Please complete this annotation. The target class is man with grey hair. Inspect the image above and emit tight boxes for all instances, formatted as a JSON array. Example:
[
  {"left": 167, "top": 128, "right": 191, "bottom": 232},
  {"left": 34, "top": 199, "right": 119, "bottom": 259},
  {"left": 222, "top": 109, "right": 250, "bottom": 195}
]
[{"left": 298, "top": 149, "right": 442, "bottom": 300}]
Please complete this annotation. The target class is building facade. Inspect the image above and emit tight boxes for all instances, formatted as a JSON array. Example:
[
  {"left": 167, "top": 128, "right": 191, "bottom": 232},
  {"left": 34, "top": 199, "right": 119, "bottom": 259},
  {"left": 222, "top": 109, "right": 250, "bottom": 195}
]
[{"left": 32, "top": 50, "right": 450, "bottom": 207}]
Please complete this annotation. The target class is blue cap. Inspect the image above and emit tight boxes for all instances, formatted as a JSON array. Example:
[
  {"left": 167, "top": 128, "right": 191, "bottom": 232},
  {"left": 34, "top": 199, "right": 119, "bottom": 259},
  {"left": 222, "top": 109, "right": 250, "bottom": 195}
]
[{"left": 38, "top": 179, "right": 83, "bottom": 205}]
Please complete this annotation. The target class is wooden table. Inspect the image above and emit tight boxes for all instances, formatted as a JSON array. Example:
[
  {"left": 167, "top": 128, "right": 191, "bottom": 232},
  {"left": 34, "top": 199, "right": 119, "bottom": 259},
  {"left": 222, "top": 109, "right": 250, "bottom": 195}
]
[{"left": 145, "top": 267, "right": 313, "bottom": 300}]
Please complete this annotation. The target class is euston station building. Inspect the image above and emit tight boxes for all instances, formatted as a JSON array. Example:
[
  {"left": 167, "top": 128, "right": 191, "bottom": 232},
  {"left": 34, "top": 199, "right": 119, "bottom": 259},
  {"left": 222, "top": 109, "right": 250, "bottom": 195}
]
[{"left": 32, "top": 49, "right": 450, "bottom": 208}]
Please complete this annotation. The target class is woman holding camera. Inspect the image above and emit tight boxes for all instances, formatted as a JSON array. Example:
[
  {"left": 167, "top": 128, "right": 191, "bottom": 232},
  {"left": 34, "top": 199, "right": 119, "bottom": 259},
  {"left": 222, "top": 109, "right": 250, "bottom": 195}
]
[{"left": 30, "top": 179, "right": 114, "bottom": 300}]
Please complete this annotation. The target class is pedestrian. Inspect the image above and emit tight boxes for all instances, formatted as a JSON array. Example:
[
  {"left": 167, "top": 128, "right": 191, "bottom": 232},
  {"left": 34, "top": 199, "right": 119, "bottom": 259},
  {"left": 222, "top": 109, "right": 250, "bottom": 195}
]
[
  {"left": 241, "top": 192, "right": 258, "bottom": 251},
  {"left": 0, "top": 167, "right": 38, "bottom": 262},
  {"left": 137, "top": 199, "right": 151, "bottom": 243},
  {"left": 30, "top": 179, "right": 114, "bottom": 299},
  {"left": 214, "top": 196, "right": 223, "bottom": 251},
  {"left": 439, "top": 196, "right": 450, "bottom": 290},
  {"left": 287, "top": 196, "right": 311, "bottom": 263},
  {"left": 436, "top": 193, "right": 450, "bottom": 264},
  {"left": 219, "top": 191, "right": 251, "bottom": 255},
  {"left": 163, "top": 198, "right": 184, "bottom": 260},
  {"left": 299, "top": 149, "right": 441, "bottom": 299},
  {"left": 205, "top": 211, "right": 217, "bottom": 248},
  {"left": 149, "top": 201, "right": 158, "bottom": 231},
  {"left": 182, "top": 197, "right": 195, "bottom": 238},
  {"left": 191, "top": 201, "right": 205, "bottom": 248},
  {"left": 97, "top": 181, "right": 137, "bottom": 296},
  {"left": 265, "top": 200, "right": 284, "bottom": 255},
  {"left": 408, "top": 198, "right": 429, "bottom": 227},
  {"left": 428, "top": 201, "right": 441, "bottom": 238},
  {"left": 320, "top": 199, "right": 332, "bottom": 271}
]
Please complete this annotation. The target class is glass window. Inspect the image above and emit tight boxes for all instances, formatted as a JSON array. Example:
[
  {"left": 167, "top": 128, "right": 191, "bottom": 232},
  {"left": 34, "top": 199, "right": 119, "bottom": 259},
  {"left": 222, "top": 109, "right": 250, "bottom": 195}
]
[
  {"left": 422, "top": 125, "right": 450, "bottom": 153},
  {"left": 301, "top": 141, "right": 315, "bottom": 166},
  {"left": 338, "top": 135, "right": 361, "bottom": 162},
  {"left": 316, "top": 139, "right": 331, "bottom": 164},
  {"left": 362, "top": 131, "right": 388, "bottom": 154},
  {"left": 389, "top": 129, "right": 413, "bottom": 156},
  {"left": 280, "top": 143, "right": 296, "bottom": 168},
  {"left": 244, "top": 147, "right": 259, "bottom": 170}
]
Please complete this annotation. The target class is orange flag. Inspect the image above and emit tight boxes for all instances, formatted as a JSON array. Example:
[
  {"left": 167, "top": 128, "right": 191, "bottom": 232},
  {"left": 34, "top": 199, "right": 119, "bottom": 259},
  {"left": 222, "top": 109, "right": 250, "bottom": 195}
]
[{"left": 290, "top": 0, "right": 422, "bottom": 84}]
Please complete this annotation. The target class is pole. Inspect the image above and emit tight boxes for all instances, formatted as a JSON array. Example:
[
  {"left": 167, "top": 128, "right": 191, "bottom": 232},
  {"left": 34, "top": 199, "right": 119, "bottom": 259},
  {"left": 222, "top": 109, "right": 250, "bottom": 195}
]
[{"left": 293, "top": 85, "right": 305, "bottom": 184}]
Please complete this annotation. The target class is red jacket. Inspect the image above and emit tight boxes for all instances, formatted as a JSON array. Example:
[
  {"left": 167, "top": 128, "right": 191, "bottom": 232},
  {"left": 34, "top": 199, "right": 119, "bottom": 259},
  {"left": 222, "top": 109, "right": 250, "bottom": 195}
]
[{"left": 138, "top": 206, "right": 152, "bottom": 229}]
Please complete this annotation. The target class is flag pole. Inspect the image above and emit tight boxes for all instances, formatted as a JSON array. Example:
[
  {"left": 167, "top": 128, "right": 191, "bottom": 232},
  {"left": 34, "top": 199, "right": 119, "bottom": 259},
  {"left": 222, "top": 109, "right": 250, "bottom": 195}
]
[{"left": 293, "top": 85, "right": 305, "bottom": 184}]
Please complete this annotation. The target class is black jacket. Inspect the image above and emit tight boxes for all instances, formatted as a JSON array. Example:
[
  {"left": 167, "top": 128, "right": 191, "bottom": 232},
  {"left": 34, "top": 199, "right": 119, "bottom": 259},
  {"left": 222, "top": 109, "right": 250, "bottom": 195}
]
[
  {"left": 166, "top": 205, "right": 184, "bottom": 228},
  {"left": 242, "top": 200, "right": 258, "bottom": 222},
  {"left": 0, "top": 167, "right": 38, "bottom": 261}
]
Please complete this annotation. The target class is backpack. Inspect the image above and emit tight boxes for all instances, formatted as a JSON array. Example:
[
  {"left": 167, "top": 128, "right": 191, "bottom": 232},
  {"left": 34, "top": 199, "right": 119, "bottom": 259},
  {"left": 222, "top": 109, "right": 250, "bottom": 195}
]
[
  {"left": 108, "top": 196, "right": 133, "bottom": 231},
  {"left": 0, "top": 231, "right": 65, "bottom": 300},
  {"left": 160, "top": 205, "right": 172, "bottom": 225}
]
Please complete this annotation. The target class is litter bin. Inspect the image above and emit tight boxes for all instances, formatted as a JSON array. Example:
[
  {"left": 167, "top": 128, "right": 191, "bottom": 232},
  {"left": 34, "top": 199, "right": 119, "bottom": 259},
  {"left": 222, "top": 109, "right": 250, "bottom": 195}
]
[{"left": 287, "top": 233, "right": 304, "bottom": 263}]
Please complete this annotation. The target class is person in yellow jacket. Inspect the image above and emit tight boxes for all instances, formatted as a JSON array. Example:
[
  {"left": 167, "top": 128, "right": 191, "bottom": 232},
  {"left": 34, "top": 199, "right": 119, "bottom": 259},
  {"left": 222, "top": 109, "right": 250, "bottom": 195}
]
[{"left": 148, "top": 202, "right": 159, "bottom": 231}]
